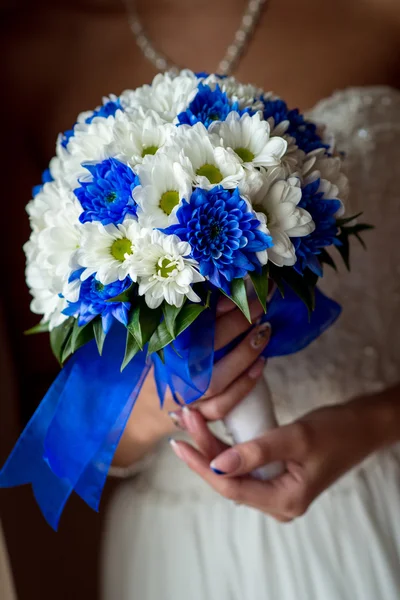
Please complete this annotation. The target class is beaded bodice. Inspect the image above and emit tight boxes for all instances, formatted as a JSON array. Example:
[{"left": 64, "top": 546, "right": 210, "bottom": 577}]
[{"left": 271, "top": 86, "right": 400, "bottom": 425}]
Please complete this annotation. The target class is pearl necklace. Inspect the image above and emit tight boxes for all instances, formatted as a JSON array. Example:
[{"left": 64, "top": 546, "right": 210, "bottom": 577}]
[{"left": 124, "top": 0, "right": 269, "bottom": 75}]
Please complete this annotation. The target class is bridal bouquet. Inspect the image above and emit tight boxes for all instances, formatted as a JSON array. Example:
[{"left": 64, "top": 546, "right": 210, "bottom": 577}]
[{"left": 0, "top": 70, "right": 370, "bottom": 529}]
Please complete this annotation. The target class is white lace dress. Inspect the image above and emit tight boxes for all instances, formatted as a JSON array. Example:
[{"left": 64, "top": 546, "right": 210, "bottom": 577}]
[{"left": 101, "top": 87, "right": 400, "bottom": 600}]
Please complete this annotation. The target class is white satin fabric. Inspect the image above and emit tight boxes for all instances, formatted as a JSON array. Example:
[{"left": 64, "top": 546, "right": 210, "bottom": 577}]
[{"left": 102, "top": 87, "right": 400, "bottom": 600}]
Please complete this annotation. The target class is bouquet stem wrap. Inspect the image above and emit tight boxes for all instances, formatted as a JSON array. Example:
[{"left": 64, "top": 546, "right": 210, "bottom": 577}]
[
  {"left": 224, "top": 378, "right": 284, "bottom": 480},
  {"left": 0, "top": 287, "right": 340, "bottom": 529}
]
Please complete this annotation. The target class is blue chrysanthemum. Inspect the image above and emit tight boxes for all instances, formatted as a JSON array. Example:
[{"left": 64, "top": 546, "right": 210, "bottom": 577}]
[
  {"left": 32, "top": 168, "right": 54, "bottom": 197},
  {"left": 85, "top": 98, "right": 122, "bottom": 124},
  {"left": 292, "top": 179, "right": 342, "bottom": 277},
  {"left": 163, "top": 186, "right": 273, "bottom": 292},
  {"left": 75, "top": 158, "right": 139, "bottom": 225},
  {"left": 262, "top": 98, "right": 328, "bottom": 154},
  {"left": 60, "top": 98, "right": 122, "bottom": 149},
  {"left": 177, "top": 83, "right": 252, "bottom": 128},
  {"left": 63, "top": 274, "right": 132, "bottom": 334}
]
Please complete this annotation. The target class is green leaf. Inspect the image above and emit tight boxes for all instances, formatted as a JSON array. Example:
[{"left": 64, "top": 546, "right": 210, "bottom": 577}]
[
  {"left": 268, "top": 264, "right": 285, "bottom": 298},
  {"left": 61, "top": 320, "right": 95, "bottom": 364},
  {"left": 50, "top": 318, "right": 74, "bottom": 365},
  {"left": 169, "top": 341, "right": 183, "bottom": 359},
  {"left": 336, "top": 222, "right": 374, "bottom": 270},
  {"left": 336, "top": 231, "right": 351, "bottom": 270},
  {"left": 106, "top": 283, "right": 136, "bottom": 303},
  {"left": 156, "top": 348, "right": 165, "bottom": 363},
  {"left": 303, "top": 267, "right": 319, "bottom": 290},
  {"left": 61, "top": 332, "right": 74, "bottom": 365},
  {"left": 249, "top": 265, "right": 269, "bottom": 312},
  {"left": 222, "top": 278, "right": 251, "bottom": 322},
  {"left": 162, "top": 301, "right": 185, "bottom": 339},
  {"left": 319, "top": 249, "right": 337, "bottom": 271},
  {"left": 121, "top": 331, "right": 140, "bottom": 372},
  {"left": 175, "top": 303, "right": 207, "bottom": 335},
  {"left": 147, "top": 303, "right": 208, "bottom": 356},
  {"left": 336, "top": 211, "right": 363, "bottom": 226},
  {"left": 24, "top": 321, "right": 49, "bottom": 335},
  {"left": 93, "top": 318, "right": 106, "bottom": 356},
  {"left": 279, "top": 266, "right": 315, "bottom": 316},
  {"left": 70, "top": 320, "right": 95, "bottom": 354},
  {"left": 147, "top": 321, "right": 172, "bottom": 355},
  {"left": 127, "top": 300, "right": 162, "bottom": 349}
]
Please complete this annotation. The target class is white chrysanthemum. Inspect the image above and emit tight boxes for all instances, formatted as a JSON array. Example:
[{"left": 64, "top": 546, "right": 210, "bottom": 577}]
[
  {"left": 301, "top": 149, "right": 349, "bottom": 215},
  {"left": 130, "top": 230, "right": 204, "bottom": 308},
  {"left": 26, "top": 261, "right": 69, "bottom": 329},
  {"left": 203, "top": 75, "right": 264, "bottom": 111},
  {"left": 25, "top": 181, "right": 83, "bottom": 287},
  {"left": 77, "top": 219, "right": 143, "bottom": 285},
  {"left": 35, "top": 198, "right": 83, "bottom": 281},
  {"left": 133, "top": 153, "right": 193, "bottom": 228},
  {"left": 210, "top": 111, "right": 287, "bottom": 168},
  {"left": 26, "top": 181, "right": 73, "bottom": 233},
  {"left": 55, "top": 116, "right": 116, "bottom": 188},
  {"left": 120, "top": 70, "right": 198, "bottom": 123},
  {"left": 109, "top": 110, "right": 175, "bottom": 167},
  {"left": 252, "top": 170, "right": 315, "bottom": 266},
  {"left": 167, "top": 122, "right": 245, "bottom": 190}
]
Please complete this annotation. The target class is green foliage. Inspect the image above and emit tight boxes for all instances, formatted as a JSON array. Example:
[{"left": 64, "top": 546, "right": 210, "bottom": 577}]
[
  {"left": 269, "top": 264, "right": 317, "bottom": 316},
  {"left": 249, "top": 265, "right": 269, "bottom": 312},
  {"left": 50, "top": 318, "right": 75, "bottom": 365},
  {"left": 24, "top": 321, "right": 49, "bottom": 335},
  {"left": 220, "top": 278, "right": 251, "bottom": 322},
  {"left": 127, "top": 299, "right": 162, "bottom": 349},
  {"left": 147, "top": 302, "right": 208, "bottom": 355},
  {"left": 335, "top": 212, "right": 374, "bottom": 271},
  {"left": 121, "top": 331, "right": 140, "bottom": 372},
  {"left": 93, "top": 318, "right": 106, "bottom": 356},
  {"left": 319, "top": 249, "right": 337, "bottom": 271},
  {"left": 162, "top": 302, "right": 185, "bottom": 339}
]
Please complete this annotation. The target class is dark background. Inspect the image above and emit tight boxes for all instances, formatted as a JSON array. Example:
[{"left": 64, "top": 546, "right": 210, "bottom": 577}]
[{"left": 0, "top": 2, "right": 113, "bottom": 598}]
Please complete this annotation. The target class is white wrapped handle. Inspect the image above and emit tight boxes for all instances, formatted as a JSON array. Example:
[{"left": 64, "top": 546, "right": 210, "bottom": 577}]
[{"left": 223, "top": 377, "right": 284, "bottom": 480}]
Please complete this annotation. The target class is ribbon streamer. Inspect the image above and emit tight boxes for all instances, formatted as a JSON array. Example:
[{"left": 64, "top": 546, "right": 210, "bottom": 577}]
[{"left": 0, "top": 287, "right": 340, "bottom": 530}]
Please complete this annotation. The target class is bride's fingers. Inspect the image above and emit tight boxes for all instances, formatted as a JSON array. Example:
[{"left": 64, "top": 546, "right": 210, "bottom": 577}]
[
  {"left": 214, "top": 296, "right": 265, "bottom": 351},
  {"left": 208, "top": 424, "right": 307, "bottom": 477},
  {"left": 205, "top": 323, "right": 271, "bottom": 398},
  {"left": 198, "top": 357, "right": 266, "bottom": 420},
  {"left": 169, "top": 439, "right": 294, "bottom": 517},
  {"left": 181, "top": 409, "right": 229, "bottom": 460},
  {"left": 216, "top": 296, "right": 237, "bottom": 316}
]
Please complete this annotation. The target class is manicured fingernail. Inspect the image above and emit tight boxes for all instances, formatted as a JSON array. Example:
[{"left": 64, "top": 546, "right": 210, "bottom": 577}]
[
  {"left": 250, "top": 322, "right": 271, "bottom": 349},
  {"left": 248, "top": 357, "right": 266, "bottom": 379},
  {"left": 210, "top": 467, "right": 227, "bottom": 475},
  {"left": 169, "top": 438, "right": 185, "bottom": 460},
  {"left": 181, "top": 405, "right": 193, "bottom": 426},
  {"left": 168, "top": 410, "right": 185, "bottom": 430},
  {"left": 210, "top": 449, "right": 241, "bottom": 474}
]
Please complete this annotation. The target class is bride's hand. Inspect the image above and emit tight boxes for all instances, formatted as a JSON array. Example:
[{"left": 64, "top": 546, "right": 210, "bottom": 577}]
[
  {"left": 170, "top": 390, "right": 398, "bottom": 521},
  {"left": 113, "top": 296, "right": 271, "bottom": 467}
]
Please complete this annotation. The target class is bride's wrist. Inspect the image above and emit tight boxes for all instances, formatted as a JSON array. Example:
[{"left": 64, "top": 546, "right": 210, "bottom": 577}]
[{"left": 348, "top": 384, "right": 400, "bottom": 452}]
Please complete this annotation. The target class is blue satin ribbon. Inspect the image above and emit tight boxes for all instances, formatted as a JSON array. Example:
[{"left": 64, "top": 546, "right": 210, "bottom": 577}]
[{"left": 0, "top": 286, "right": 340, "bottom": 530}]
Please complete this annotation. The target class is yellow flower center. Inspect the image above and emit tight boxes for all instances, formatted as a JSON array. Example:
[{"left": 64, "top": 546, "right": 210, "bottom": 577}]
[
  {"left": 157, "top": 257, "right": 178, "bottom": 279},
  {"left": 142, "top": 145, "right": 158, "bottom": 157},
  {"left": 111, "top": 238, "right": 133, "bottom": 262},
  {"left": 160, "top": 190, "right": 180, "bottom": 215},
  {"left": 234, "top": 147, "right": 255, "bottom": 162},
  {"left": 196, "top": 163, "right": 223, "bottom": 184}
]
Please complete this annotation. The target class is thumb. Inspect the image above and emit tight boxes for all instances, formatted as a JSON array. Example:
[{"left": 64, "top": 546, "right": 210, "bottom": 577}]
[{"left": 210, "top": 423, "right": 307, "bottom": 476}]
